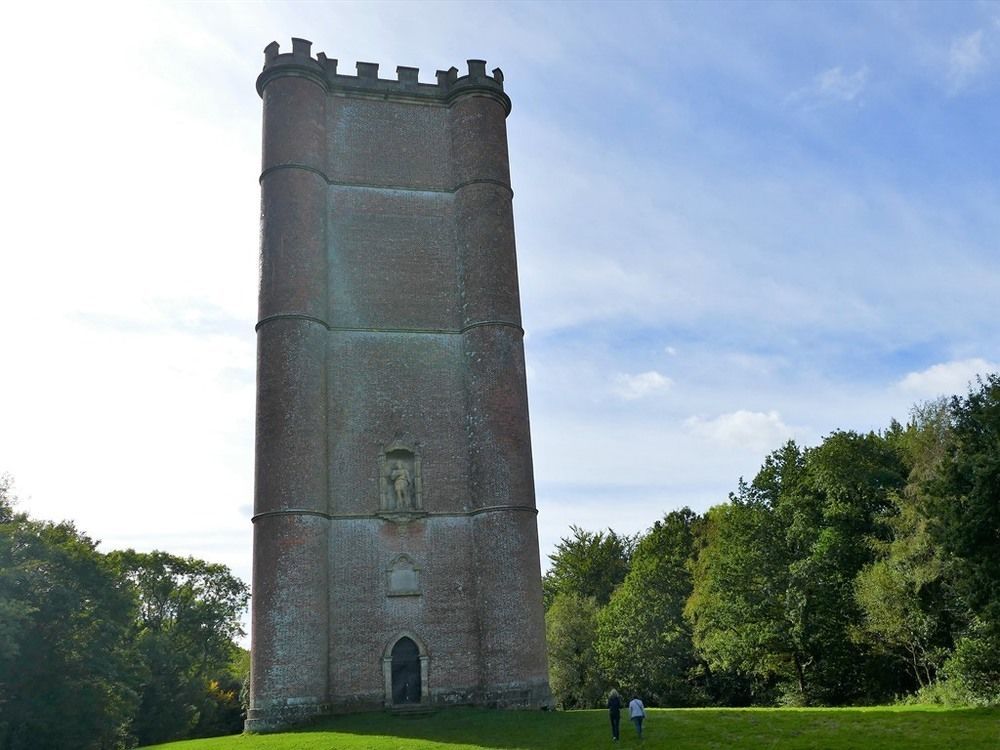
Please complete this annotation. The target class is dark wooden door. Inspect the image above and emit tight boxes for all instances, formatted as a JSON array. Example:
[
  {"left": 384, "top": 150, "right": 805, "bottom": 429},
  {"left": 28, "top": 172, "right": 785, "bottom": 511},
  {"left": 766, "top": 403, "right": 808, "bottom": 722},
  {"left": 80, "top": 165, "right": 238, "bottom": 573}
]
[{"left": 391, "top": 637, "right": 421, "bottom": 704}]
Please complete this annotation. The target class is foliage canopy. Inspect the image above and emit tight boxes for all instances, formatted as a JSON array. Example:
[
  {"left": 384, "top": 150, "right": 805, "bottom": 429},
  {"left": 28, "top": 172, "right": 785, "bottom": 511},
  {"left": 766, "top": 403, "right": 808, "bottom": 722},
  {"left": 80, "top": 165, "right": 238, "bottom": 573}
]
[
  {"left": 0, "top": 477, "right": 249, "bottom": 750},
  {"left": 545, "top": 374, "right": 1000, "bottom": 710}
]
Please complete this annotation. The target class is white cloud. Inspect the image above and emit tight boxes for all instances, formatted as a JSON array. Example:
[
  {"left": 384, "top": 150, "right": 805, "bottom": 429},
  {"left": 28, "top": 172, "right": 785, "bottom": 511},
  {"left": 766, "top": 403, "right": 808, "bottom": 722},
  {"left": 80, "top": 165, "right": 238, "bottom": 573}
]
[
  {"left": 816, "top": 65, "right": 869, "bottom": 102},
  {"left": 613, "top": 371, "right": 673, "bottom": 400},
  {"left": 788, "top": 65, "right": 868, "bottom": 109},
  {"left": 685, "top": 410, "right": 792, "bottom": 453},
  {"left": 897, "top": 358, "right": 998, "bottom": 399},
  {"left": 948, "top": 30, "right": 985, "bottom": 91}
]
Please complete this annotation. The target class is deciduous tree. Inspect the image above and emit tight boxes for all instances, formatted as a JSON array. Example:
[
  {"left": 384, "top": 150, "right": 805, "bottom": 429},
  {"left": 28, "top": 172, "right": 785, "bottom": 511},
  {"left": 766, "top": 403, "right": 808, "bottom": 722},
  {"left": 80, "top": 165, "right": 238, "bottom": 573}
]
[
  {"left": 0, "top": 478, "right": 139, "bottom": 750},
  {"left": 543, "top": 526, "right": 635, "bottom": 608},
  {"left": 597, "top": 508, "right": 704, "bottom": 705},
  {"left": 545, "top": 592, "right": 605, "bottom": 709},
  {"left": 924, "top": 375, "right": 1000, "bottom": 701},
  {"left": 110, "top": 549, "right": 249, "bottom": 746}
]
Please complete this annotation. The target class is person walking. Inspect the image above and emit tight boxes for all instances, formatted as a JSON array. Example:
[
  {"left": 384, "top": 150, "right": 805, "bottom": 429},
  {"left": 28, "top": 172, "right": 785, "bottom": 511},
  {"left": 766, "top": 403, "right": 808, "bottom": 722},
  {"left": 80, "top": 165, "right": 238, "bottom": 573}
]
[
  {"left": 628, "top": 695, "right": 646, "bottom": 739},
  {"left": 607, "top": 689, "right": 622, "bottom": 741}
]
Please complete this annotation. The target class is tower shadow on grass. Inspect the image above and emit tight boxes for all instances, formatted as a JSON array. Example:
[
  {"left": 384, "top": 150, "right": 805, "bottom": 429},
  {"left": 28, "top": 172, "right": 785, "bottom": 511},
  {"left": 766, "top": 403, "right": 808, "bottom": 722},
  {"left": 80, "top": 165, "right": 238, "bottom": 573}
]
[
  {"left": 288, "top": 707, "right": 611, "bottom": 750},
  {"left": 282, "top": 705, "right": 1000, "bottom": 750}
]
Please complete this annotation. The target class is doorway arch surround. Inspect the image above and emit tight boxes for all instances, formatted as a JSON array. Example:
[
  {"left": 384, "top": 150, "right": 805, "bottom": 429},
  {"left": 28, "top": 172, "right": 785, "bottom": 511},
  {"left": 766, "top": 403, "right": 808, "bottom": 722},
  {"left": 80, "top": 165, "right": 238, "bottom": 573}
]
[{"left": 382, "top": 631, "right": 430, "bottom": 707}]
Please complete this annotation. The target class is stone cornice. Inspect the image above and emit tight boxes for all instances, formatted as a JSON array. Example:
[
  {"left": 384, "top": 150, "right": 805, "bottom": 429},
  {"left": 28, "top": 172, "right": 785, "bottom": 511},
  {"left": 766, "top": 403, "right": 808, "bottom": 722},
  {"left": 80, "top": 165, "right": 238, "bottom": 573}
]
[
  {"left": 251, "top": 504, "right": 538, "bottom": 523},
  {"left": 258, "top": 163, "right": 514, "bottom": 200},
  {"left": 255, "top": 314, "right": 523, "bottom": 337}
]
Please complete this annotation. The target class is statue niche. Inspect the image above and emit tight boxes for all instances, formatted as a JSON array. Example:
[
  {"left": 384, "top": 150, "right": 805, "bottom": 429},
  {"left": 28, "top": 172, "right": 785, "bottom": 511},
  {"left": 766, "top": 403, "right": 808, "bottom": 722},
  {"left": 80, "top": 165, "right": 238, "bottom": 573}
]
[{"left": 378, "top": 443, "right": 424, "bottom": 521}]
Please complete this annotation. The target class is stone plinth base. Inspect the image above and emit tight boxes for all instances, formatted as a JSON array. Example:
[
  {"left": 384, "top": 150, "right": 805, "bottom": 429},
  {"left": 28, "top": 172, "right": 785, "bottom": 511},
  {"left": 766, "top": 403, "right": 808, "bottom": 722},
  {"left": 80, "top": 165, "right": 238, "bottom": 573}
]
[
  {"left": 246, "top": 682, "right": 552, "bottom": 733},
  {"left": 245, "top": 700, "right": 331, "bottom": 733},
  {"left": 480, "top": 680, "right": 553, "bottom": 710}
]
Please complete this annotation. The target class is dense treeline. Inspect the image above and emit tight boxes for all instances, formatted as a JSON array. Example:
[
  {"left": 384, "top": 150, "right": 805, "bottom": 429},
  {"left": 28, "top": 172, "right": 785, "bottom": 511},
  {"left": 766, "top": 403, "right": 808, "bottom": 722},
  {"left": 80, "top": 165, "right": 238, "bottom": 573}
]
[
  {"left": 0, "top": 479, "right": 249, "bottom": 750},
  {"left": 545, "top": 374, "right": 1000, "bottom": 709}
]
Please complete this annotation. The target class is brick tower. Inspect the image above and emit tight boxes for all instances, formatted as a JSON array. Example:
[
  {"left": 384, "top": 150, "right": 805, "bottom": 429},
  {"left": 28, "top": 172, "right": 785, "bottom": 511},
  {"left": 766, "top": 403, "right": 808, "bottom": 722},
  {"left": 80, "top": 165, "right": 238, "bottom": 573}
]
[{"left": 247, "top": 39, "right": 551, "bottom": 730}]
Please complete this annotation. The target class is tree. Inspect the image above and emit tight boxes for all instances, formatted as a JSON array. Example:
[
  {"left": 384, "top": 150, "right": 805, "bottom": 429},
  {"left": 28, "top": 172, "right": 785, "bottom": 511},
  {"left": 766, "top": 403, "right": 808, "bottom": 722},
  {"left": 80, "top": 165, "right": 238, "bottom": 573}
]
[
  {"left": 1, "top": 476, "right": 253, "bottom": 743},
  {"left": 543, "top": 526, "right": 635, "bottom": 608},
  {"left": 597, "top": 508, "right": 704, "bottom": 706},
  {"left": 923, "top": 374, "right": 1000, "bottom": 701},
  {"left": 545, "top": 592, "right": 605, "bottom": 709},
  {"left": 0, "top": 478, "right": 139, "bottom": 750},
  {"left": 783, "top": 432, "right": 908, "bottom": 703},
  {"left": 0, "top": 476, "right": 31, "bottom": 672},
  {"left": 191, "top": 646, "right": 248, "bottom": 739},
  {"left": 110, "top": 549, "right": 249, "bottom": 745},
  {"left": 929, "top": 375, "right": 1000, "bottom": 633},
  {"left": 853, "top": 402, "right": 955, "bottom": 692},
  {"left": 687, "top": 443, "right": 810, "bottom": 704},
  {"left": 689, "top": 434, "right": 907, "bottom": 705},
  {"left": 687, "top": 490, "right": 798, "bottom": 704},
  {"left": 854, "top": 555, "right": 944, "bottom": 689}
]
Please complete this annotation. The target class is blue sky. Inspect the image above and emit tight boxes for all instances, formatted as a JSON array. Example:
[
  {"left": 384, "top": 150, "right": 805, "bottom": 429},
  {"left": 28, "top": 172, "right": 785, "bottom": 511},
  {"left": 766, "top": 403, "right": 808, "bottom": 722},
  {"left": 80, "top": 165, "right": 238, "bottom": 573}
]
[{"left": 1, "top": 1, "right": 998, "bottom": 625}]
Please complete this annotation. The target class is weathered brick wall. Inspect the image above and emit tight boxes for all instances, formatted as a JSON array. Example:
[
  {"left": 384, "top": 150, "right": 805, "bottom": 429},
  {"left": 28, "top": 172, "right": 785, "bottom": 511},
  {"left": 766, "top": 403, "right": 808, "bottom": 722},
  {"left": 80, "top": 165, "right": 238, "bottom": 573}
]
[{"left": 248, "top": 38, "right": 551, "bottom": 731}]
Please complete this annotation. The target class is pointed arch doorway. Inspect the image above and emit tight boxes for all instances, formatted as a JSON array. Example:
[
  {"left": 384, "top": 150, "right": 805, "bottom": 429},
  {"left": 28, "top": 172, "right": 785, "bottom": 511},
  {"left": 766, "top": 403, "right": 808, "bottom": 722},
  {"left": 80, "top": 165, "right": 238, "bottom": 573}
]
[{"left": 382, "top": 632, "right": 429, "bottom": 707}]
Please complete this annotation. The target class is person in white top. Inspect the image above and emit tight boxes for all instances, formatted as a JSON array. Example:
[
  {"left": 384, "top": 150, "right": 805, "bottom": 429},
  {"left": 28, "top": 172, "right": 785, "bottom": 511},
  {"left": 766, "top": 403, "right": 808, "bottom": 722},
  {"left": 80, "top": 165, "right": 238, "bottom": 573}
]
[{"left": 628, "top": 696, "right": 646, "bottom": 738}]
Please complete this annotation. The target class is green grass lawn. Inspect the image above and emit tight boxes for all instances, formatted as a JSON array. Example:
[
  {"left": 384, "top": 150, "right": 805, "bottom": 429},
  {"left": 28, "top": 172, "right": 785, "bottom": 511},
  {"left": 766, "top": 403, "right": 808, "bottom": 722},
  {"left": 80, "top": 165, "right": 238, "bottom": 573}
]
[{"left": 141, "top": 705, "right": 1000, "bottom": 750}]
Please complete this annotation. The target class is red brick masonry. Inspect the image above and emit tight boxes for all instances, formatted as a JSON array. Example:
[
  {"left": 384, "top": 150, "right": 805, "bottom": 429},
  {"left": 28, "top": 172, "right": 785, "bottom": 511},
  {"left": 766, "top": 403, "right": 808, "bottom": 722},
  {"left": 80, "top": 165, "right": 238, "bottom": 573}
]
[{"left": 247, "top": 39, "right": 551, "bottom": 731}]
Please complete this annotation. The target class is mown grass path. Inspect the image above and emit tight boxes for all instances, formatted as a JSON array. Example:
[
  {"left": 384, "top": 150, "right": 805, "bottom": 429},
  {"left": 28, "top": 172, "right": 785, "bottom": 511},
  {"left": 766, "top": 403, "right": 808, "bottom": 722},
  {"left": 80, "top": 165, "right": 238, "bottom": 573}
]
[{"left": 142, "top": 705, "right": 1000, "bottom": 750}]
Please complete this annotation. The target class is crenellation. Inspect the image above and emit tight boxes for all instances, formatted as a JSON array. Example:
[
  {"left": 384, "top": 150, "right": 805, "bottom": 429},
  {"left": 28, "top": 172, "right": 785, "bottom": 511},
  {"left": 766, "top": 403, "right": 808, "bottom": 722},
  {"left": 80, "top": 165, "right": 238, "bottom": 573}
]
[
  {"left": 257, "top": 39, "right": 508, "bottom": 111},
  {"left": 396, "top": 66, "right": 419, "bottom": 86},
  {"left": 317, "top": 52, "right": 338, "bottom": 75},
  {"left": 467, "top": 59, "right": 487, "bottom": 79},
  {"left": 291, "top": 37, "right": 312, "bottom": 60},
  {"left": 436, "top": 67, "right": 459, "bottom": 88},
  {"left": 356, "top": 61, "right": 379, "bottom": 79},
  {"left": 264, "top": 41, "right": 280, "bottom": 66}
]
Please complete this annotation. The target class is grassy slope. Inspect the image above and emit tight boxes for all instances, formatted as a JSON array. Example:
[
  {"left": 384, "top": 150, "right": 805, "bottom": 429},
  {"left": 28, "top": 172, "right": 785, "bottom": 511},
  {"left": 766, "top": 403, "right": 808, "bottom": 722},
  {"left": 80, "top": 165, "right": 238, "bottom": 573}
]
[{"left": 141, "top": 705, "right": 1000, "bottom": 750}]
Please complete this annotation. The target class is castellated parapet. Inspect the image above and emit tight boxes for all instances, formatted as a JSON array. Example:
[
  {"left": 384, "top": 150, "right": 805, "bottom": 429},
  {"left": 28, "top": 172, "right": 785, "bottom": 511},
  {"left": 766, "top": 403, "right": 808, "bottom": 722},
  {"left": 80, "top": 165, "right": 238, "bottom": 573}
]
[
  {"left": 247, "top": 39, "right": 551, "bottom": 732},
  {"left": 256, "top": 38, "right": 509, "bottom": 111}
]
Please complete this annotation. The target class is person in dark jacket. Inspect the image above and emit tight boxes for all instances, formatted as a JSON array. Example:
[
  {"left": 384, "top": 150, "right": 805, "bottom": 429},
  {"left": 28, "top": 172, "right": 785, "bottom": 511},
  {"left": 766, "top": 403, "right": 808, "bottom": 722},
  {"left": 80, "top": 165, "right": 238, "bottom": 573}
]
[{"left": 607, "top": 689, "right": 622, "bottom": 741}]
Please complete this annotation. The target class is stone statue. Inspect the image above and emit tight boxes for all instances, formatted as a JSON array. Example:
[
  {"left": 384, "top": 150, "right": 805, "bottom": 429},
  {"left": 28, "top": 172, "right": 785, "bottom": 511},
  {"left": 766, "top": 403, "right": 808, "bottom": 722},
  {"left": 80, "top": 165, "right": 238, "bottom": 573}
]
[{"left": 390, "top": 461, "right": 412, "bottom": 509}]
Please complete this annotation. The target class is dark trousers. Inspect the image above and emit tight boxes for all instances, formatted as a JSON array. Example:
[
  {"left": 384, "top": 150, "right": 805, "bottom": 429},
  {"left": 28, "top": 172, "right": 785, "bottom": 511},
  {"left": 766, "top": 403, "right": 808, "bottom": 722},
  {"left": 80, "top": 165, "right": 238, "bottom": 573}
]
[
  {"left": 610, "top": 713, "right": 620, "bottom": 739},
  {"left": 632, "top": 716, "right": 644, "bottom": 737}
]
